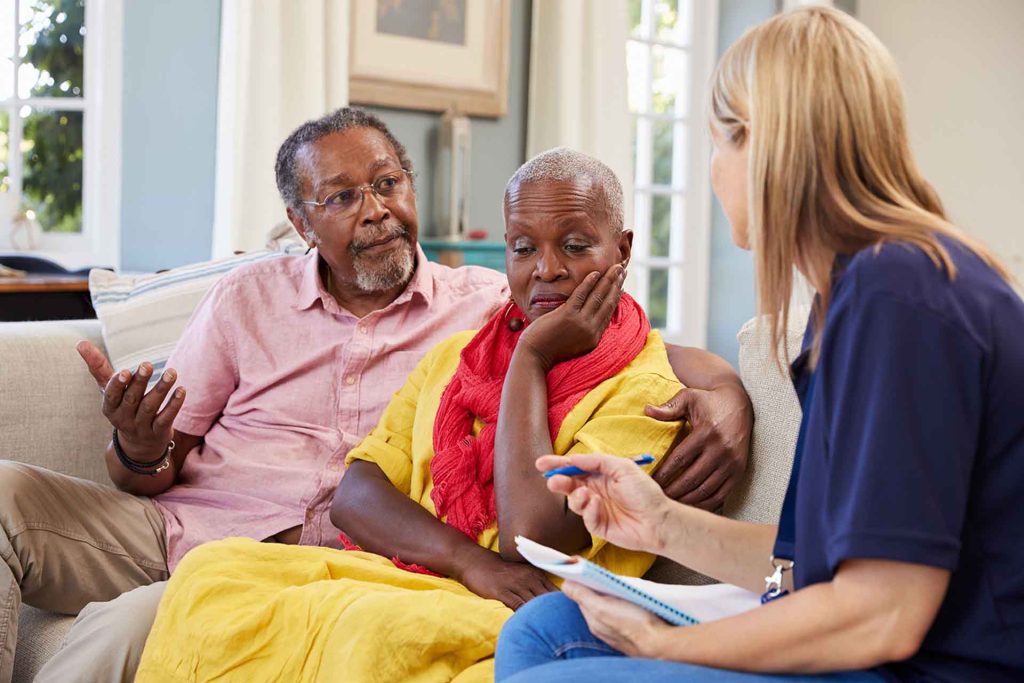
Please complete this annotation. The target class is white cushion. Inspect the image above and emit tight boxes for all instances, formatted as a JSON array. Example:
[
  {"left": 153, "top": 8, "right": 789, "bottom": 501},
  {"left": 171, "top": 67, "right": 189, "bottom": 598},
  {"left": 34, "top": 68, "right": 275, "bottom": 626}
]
[{"left": 89, "top": 244, "right": 305, "bottom": 378}]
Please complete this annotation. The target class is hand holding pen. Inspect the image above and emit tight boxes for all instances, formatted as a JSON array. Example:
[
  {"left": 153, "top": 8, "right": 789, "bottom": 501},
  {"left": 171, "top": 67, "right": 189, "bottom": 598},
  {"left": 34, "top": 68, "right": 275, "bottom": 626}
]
[
  {"left": 536, "top": 453, "right": 671, "bottom": 554},
  {"left": 543, "top": 454, "right": 655, "bottom": 478}
]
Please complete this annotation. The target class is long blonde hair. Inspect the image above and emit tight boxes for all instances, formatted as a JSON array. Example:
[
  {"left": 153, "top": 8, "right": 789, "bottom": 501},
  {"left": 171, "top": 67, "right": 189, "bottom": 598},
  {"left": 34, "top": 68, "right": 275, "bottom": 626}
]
[{"left": 710, "top": 6, "right": 1011, "bottom": 367}]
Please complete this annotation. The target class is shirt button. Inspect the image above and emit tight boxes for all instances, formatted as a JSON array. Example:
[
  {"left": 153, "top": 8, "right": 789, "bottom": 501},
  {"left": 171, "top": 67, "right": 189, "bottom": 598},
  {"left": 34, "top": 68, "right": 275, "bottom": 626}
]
[
  {"left": 305, "top": 509, "right": 315, "bottom": 521},
  {"left": 358, "top": 325, "right": 367, "bottom": 334},
  {"left": 345, "top": 375, "right": 356, "bottom": 385}
]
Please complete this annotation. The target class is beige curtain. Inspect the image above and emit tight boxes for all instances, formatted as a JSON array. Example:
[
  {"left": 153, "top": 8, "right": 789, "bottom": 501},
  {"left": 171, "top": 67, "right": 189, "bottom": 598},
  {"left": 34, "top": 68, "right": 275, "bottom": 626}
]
[
  {"left": 526, "top": 0, "right": 633, "bottom": 221},
  {"left": 212, "top": 0, "right": 350, "bottom": 257}
]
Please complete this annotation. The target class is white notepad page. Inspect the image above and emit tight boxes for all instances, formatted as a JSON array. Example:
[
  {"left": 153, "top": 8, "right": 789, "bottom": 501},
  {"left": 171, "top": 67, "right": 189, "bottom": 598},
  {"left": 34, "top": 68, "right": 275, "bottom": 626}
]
[{"left": 516, "top": 535, "right": 762, "bottom": 624}]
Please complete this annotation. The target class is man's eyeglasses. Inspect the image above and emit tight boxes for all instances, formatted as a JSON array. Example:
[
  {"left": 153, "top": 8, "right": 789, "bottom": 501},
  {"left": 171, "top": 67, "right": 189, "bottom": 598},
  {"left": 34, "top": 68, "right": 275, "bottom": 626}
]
[{"left": 301, "top": 169, "right": 413, "bottom": 218}]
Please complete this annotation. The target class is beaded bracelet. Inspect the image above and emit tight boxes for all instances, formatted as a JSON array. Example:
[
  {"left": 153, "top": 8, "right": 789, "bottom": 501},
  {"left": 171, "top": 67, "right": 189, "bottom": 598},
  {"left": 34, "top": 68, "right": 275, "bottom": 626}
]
[{"left": 112, "top": 428, "right": 174, "bottom": 476}]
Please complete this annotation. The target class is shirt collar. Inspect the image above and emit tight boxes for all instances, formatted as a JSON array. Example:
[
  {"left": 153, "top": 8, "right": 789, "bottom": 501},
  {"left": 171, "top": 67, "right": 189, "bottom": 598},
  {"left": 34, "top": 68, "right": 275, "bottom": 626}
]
[
  {"left": 294, "top": 249, "right": 327, "bottom": 311},
  {"left": 293, "top": 244, "right": 434, "bottom": 312}
]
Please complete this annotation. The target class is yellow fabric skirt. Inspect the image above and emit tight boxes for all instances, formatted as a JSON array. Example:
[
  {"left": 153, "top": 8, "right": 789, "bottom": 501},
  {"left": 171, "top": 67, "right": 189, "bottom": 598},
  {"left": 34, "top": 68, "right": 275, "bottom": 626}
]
[{"left": 136, "top": 538, "right": 512, "bottom": 682}]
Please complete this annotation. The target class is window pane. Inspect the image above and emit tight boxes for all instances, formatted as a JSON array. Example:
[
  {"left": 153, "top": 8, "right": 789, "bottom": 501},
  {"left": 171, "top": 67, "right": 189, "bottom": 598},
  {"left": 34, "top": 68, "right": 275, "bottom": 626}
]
[
  {"left": 629, "top": 0, "right": 644, "bottom": 39},
  {"left": 655, "top": 0, "right": 692, "bottom": 45},
  {"left": 654, "top": 0, "right": 677, "bottom": 42},
  {"left": 0, "top": 3, "right": 14, "bottom": 100},
  {"left": 652, "top": 119, "right": 673, "bottom": 186},
  {"left": 649, "top": 268, "right": 669, "bottom": 329},
  {"left": 18, "top": 0, "right": 85, "bottom": 99},
  {"left": 22, "top": 108, "right": 82, "bottom": 233},
  {"left": 651, "top": 194, "right": 671, "bottom": 257},
  {"left": 0, "top": 110, "right": 9, "bottom": 195},
  {"left": 626, "top": 41, "right": 649, "bottom": 114},
  {"left": 651, "top": 45, "right": 688, "bottom": 115}
]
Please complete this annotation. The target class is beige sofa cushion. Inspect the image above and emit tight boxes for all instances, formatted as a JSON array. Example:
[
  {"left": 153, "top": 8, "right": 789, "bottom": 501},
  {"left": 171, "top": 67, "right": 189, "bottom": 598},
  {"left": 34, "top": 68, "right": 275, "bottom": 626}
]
[
  {"left": 723, "top": 308, "right": 810, "bottom": 525},
  {"left": 13, "top": 607, "right": 74, "bottom": 683},
  {"left": 0, "top": 319, "right": 111, "bottom": 484},
  {"left": 644, "top": 307, "right": 810, "bottom": 584}
]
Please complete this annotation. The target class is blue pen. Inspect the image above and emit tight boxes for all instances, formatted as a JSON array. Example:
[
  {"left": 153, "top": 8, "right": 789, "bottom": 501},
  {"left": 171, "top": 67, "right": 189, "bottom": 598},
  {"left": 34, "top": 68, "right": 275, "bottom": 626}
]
[{"left": 543, "top": 454, "right": 655, "bottom": 478}]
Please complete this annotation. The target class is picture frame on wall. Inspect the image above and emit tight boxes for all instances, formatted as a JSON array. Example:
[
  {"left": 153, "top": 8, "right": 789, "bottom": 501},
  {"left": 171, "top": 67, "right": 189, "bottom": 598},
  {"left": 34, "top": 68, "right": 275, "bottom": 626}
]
[{"left": 348, "top": 0, "right": 510, "bottom": 117}]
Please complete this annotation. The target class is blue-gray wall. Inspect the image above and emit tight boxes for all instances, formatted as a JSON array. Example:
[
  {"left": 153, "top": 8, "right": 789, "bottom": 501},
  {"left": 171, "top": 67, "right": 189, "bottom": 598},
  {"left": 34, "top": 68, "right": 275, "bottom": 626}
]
[
  {"left": 705, "top": 0, "right": 775, "bottom": 367},
  {"left": 364, "top": 0, "right": 532, "bottom": 242},
  {"left": 119, "top": 0, "right": 221, "bottom": 271},
  {"left": 706, "top": 0, "right": 856, "bottom": 366},
  {"left": 118, "top": 0, "right": 529, "bottom": 271}
]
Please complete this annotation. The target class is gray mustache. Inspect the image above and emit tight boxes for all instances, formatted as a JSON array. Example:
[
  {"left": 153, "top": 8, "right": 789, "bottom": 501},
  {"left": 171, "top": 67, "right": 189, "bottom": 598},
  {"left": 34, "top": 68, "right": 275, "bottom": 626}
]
[{"left": 350, "top": 222, "right": 410, "bottom": 253}]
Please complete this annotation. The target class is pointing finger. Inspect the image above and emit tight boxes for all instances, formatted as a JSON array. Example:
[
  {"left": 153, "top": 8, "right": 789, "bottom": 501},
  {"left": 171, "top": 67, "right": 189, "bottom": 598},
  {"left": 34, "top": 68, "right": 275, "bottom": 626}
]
[{"left": 77, "top": 340, "right": 115, "bottom": 389}]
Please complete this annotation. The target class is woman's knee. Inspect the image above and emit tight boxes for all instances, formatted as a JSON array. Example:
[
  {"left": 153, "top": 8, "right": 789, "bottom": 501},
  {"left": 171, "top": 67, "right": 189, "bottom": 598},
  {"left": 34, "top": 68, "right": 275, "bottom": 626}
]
[{"left": 501, "top": 592, "right": 583, "bottom": 647}]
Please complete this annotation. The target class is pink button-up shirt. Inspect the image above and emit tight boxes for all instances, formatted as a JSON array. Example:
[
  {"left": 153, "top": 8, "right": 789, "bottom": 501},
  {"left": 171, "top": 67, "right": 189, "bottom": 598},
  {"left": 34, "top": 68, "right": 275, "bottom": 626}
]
[{"left": 156, "top": 247, "right": 508, "bottom": 570}]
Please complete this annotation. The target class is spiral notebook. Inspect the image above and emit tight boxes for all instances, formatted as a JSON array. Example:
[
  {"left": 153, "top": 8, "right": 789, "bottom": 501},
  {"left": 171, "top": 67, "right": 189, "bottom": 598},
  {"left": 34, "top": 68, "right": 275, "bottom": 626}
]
[{"left": 516, "top": 536, "right": 761, "bottom": 626}]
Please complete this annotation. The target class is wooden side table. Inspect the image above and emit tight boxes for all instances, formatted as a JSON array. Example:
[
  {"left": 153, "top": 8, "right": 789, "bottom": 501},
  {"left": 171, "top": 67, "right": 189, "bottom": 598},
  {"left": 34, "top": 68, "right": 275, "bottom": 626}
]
[{"left": 0, "top": 275, "right": 95, "bottom": 321}]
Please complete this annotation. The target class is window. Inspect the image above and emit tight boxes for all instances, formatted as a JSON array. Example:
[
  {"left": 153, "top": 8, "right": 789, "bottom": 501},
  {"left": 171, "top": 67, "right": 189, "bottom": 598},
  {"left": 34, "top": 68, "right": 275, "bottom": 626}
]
[
  {"left": 626, "top": 0, "right": 716, "bottom": 346},
  {"left": 0, "top": 0, "right": 122, "bottom": 269}
]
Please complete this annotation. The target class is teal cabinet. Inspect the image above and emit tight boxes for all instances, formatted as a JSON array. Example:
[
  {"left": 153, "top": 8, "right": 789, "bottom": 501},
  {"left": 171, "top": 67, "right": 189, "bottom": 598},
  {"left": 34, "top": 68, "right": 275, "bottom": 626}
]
[{"left": 421, "top": 239, "right": 506, "bottom": 273}]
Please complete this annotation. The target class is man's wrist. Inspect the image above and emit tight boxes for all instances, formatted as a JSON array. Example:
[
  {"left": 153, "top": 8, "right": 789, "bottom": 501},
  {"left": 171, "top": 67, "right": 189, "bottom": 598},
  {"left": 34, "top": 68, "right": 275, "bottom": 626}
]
[{"left": 112, "top": 428, "right": 174, "bottom": 475}]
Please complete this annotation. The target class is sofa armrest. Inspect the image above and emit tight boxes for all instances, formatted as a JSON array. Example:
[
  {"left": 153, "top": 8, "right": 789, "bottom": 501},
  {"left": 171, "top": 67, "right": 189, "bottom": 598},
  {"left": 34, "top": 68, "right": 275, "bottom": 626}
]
[
  {"left": 723, "top": 308, "right": 810, "bottom": 524},
  {"left": 0, "top": 319, "right": 112, "bottom": 485}
]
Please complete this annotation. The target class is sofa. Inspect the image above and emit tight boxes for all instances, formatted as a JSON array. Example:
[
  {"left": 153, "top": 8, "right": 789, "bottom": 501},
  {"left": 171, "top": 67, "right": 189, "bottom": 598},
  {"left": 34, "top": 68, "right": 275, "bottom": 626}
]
[{"left": 0, "top": 307, "right": 807, "bottom": 682}]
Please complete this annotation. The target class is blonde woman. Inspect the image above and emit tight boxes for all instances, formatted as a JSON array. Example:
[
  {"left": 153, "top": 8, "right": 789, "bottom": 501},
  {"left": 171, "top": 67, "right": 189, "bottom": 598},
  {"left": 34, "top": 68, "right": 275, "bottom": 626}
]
[{"left": 495, "top": 7, "right": 1024, "bottom": 682}]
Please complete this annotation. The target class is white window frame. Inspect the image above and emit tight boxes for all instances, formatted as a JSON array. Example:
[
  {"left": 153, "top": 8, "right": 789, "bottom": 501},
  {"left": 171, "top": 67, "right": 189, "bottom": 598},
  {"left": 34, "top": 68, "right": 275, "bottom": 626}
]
[
  {"left": 627, "top": 0, "right": 717, "bottom": 348},
  {"left": 0, "top": 0, "right": 122, "bottom": 270}
]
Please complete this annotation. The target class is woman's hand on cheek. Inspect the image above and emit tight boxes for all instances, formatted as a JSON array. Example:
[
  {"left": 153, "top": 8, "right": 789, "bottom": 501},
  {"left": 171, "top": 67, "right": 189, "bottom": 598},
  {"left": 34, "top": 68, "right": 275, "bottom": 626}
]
[
  {"left": 517, "top": 265, "right": 626, "bottom": 371},
  {"left": 562, "top": 581, "right": 669, "bottom": 657}
]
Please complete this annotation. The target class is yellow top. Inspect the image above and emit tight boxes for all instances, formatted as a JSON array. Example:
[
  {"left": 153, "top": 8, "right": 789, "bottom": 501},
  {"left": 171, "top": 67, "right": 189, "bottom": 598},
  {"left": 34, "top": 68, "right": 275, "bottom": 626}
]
[
  {"left": 347, "top": 328, "right": 684, "bottom": 577},
  {"left": 136, "top": 330, "right": 685, "bottom": 683}
]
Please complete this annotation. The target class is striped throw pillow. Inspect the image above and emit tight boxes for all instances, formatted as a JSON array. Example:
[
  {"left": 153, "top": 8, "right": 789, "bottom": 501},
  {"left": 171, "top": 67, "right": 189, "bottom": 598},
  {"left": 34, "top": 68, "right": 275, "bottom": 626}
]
[{"left": 89, "top": 247, "right": 304, "bottom": 379}]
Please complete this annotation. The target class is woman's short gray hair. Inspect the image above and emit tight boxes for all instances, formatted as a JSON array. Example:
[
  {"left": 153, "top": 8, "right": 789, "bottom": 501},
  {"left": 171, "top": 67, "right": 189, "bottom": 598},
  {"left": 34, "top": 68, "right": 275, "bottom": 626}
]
[{"left": 504, "top": 147, "right": 624, "bottom": 234}]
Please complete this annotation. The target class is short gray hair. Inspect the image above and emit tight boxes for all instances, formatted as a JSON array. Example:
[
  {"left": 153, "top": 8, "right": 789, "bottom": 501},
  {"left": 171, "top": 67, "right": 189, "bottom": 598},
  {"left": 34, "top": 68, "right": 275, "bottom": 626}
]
[
  {"left": 504, "top": 147, "right": 624, "bottom": 234},
  {"left": 275, "top": 107, "right": 413, "bottom": 216}
]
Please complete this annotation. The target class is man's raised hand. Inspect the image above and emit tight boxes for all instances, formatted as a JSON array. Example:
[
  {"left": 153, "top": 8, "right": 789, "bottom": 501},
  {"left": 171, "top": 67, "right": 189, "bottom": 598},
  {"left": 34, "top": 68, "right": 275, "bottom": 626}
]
[{"left": 76, "top": 340, "right": 186, "bottom": 462}]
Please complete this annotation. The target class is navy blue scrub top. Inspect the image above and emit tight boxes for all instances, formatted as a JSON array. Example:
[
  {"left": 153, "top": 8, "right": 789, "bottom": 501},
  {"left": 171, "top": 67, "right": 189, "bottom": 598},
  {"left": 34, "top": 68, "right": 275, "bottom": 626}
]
[{"left": 789, "top": 237, "right": 1024, "bottom": 682}]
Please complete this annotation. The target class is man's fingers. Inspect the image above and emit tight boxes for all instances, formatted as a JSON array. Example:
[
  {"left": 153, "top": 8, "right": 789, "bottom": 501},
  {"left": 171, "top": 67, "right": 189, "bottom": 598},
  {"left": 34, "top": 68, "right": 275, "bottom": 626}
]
[
  {"left": 76, "top": 340, "right": 115, "bottom": 388},
  {"left": 645, "top": 388, "right": 697, "bottom": 422},
  {"left": 102, "top": 369, "right": 132, "bottom": 415},
  {"left": 665, "top": 449, "right": 735, "bottom": 504},
  {"left": 152, "top": 386, "right": 186, "bottom": 435},
  {"left": 119, "top": 362, "right": 152, "bottom": 411},
  {"left": 651, "top": 428, "right": 707, "bottom": 487},
  {"left": 678, "top": 466, "right": 735, "bottom": 510},
  {"left": 138, "top": 368, "right": 177, "bottom": 425}
]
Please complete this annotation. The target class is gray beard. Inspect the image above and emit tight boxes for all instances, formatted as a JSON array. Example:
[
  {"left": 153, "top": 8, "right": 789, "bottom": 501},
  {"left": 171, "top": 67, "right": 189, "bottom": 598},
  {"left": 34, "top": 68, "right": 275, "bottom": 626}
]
[{"left": 352, "top": 239, "right": 415, "bottom": 292}]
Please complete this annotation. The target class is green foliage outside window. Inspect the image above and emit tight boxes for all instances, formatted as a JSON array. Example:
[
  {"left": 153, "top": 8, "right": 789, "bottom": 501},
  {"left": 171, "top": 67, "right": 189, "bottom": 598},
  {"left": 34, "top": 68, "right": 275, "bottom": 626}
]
[{"left": 21, "top": 0, "right": 85, "bottom": 233}]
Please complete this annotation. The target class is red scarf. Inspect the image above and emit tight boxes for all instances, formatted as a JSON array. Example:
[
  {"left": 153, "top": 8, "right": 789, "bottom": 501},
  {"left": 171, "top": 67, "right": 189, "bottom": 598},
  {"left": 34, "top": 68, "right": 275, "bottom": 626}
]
[{"left": 429, "top": 293, "right": 651, "bottom": 543}]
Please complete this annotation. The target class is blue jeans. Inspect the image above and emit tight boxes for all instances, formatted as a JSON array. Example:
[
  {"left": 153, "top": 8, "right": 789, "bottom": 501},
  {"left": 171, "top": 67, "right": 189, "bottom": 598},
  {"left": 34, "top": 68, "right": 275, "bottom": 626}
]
[{"left": 495, "top": 593, "right": 887, "bottom": 683}]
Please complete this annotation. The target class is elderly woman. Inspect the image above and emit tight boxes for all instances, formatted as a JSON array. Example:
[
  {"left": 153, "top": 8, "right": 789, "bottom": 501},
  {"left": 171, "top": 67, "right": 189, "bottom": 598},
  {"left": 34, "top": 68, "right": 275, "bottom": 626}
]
[
  {"left": 135, "top": 149, "right": 690, "bottom": 682},
  {"left": 496, "top": 7, "right": 1024, "bottom": 683}
]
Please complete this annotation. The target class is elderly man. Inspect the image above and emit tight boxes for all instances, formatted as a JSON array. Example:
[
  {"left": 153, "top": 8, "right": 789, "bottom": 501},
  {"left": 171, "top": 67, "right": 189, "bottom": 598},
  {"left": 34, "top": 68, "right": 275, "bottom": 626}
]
[{"left": 0, "top": 108, "right": 751, "bottom": 683}]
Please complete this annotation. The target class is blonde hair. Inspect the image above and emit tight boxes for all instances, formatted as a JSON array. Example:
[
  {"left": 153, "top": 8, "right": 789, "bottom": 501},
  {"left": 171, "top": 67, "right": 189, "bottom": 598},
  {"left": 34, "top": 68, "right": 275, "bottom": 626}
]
[{"left": 710, "top": 6, "right": 1011, "bottom": 367}]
